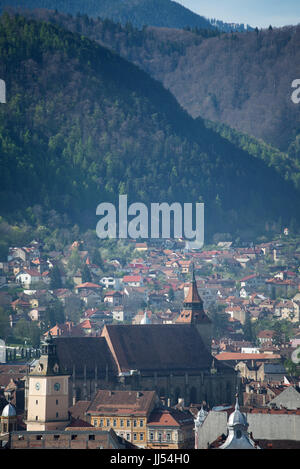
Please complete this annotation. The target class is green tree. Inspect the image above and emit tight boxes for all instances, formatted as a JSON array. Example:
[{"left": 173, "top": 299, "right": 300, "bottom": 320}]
[
  {"left": 0, "top": 306, "right": 10, "bottom": 341},
  {"left": 168, "top": 287, "right": 175, "bottom": 302},
  {"left": 82, "top": 263, "right": 92, "bottom": 283},
  {"left": 49, "top": 265, "right": 62, "bottom": 290},
  {"left": 243, "top": 315, "right": 254, "bottom": 343},
  {"left": 67, "top": 248, "right": 82, "bottom": 274},
  {"left": 43, "top": 299, "right": 65, "bottom": 330},
  {"left": 13, "top": 318, "right": 41, "bottom": 348}
]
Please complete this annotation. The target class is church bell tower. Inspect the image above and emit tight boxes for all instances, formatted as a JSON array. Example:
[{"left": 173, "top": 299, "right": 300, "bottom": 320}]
[{"left": 176, "top": 265, "right": 212, "bottom": 350}]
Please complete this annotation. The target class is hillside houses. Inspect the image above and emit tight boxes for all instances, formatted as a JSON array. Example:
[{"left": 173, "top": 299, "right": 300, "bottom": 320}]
[{"left": 0, "top": 234, "right": 299, "bottom": 366}]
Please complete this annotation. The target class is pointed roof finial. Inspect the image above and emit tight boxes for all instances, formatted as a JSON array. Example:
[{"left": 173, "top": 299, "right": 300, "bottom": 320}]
[{"left": 184, "top": 263, "right": 202, "bottom": 304}]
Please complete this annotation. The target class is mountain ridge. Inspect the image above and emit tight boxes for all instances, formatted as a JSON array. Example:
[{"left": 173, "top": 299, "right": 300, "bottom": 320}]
[
  {"left": 0, "top": 0, "right": 216, "bottom": 30},
  {"left": 0, "top": 14, "right": 299, "bottom": 241}
]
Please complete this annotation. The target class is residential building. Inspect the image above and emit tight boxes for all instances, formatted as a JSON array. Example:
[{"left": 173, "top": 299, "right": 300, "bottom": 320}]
[
  {"left": 147, "top": 407, "right": 194, "bottom": 449},
  {"left": 86, "top": 389, "right": 159, "bottom": 448}
]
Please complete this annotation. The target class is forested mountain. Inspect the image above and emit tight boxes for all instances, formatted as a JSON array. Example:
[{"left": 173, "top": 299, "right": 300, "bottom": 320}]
[
  {"left": 0, "top": 0, "right": 215, "bottom": 30},
  {"left": 20, "top": 9, "right": 300, "bottom": 156},
  {"left": 0, "top": 14, "right": 299, "bottom": 242}
]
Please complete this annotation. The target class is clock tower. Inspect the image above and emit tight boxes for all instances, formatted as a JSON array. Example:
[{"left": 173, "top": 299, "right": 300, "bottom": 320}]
[{"left": 26, "top": 333, "right": 70, "bottom": 431}]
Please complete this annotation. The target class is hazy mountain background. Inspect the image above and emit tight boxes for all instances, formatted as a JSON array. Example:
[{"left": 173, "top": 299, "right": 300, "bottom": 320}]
[
  {"left": 0, "top": 2, "right": 299, "bottom": 254},
  {"left": 0, "top": 0, "right": 216, "bottom": 30},
  {"left": 0, "top": 14, "right": 298, "bottom": 239},
  {"left": 18, "top": 8, "right": 299, "bottom": 154},
  {"left": 17, "top": 9, "right": 300, "bottom": 184}
]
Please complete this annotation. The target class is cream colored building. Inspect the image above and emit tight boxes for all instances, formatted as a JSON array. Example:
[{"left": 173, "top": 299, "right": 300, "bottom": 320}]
[{"left": 26, "top": 333, "right": 70, "bottom": 431}]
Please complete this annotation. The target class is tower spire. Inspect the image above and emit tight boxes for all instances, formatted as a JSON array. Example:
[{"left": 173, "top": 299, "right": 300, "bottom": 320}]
[{"left": 176, "top": 263, "right": 209, "bottom": 324}]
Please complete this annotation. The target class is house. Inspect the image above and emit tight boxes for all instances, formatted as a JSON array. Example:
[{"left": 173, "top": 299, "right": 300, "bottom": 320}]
[
  {"left": 178, "top": 260, "right": 192, "bottom": 274},
  {"left": 257, "top": 363, "right": 288, "bottom": 382},
  {"left": 43, "top": 322, "right": 81, "bottom": 338},
  {"left": 79, "top": 290, "right": 102, "bottom": 308},
  {"left": 103, "top": 291, "right": 123, "bottom": 307},
  {"left": 78, "top": 319, "right": 96, "bottom": 336},
  {"left": 225, "top": 305, "right": 247, "bottom": 325},
  {"left": 257, "top": 330, "right": 275, "bottom": 346},
  {"left": 15, "top": 269, "right": 41, "bottom": 288},
  {"left": 112, "top": 307, "right": 126, "bottom": 322},
  {"left": 274, "top": 300, "right": 300, "bottom": 322},
  {"left": 122, "top": 275, "right": 143, "bottom": 287},
  {"left": 146, "top": 407, "right": 195, "bottom": 449},
  {"left": 28, "top": 306, "right": 46, "bottom": 324},
  {"left": 74, "top": 282, "right": 102, "bottom": 295},
  {"left": 267, "top": 385, "right": 300, "bottom": 410},
  {"left": 100, "top": 277, "right": 121, "bottom": 290},
  {"left": 86, "top": 390, "right": 160, "bottom": 448},
  {"left": 9, "top": 427, "right": 126, "bottom": 449},
  {"left": 135, "top": 242, "right": 148, "bottom": 252},
  {"left": 240, "top": 274, "right": 262, "bottom": 290}
]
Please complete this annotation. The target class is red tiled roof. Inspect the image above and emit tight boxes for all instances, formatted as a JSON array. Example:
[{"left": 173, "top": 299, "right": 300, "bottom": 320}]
[
  {"left": 123, "top": 275, "right": 142, "bottom": 282},
  {"left": 147, "top": 408, "right": 194, "bottom": 427},
  {"left": 87, "top": 390, "right": 157, "bottom": 416},
  {"left": 215, "top": 352, "right": 281, "bottom": 361},
  {"left": 76, "top": 282, "right": 102, "bottom": 289}
]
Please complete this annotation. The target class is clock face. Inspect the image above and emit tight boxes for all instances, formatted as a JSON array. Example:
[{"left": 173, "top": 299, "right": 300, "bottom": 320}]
[
  {"left": 54, "top": 382, "right": 60, "bottom": 391},
  {"left": 35, "top": 382, "right": 40, "bottom": 391}
]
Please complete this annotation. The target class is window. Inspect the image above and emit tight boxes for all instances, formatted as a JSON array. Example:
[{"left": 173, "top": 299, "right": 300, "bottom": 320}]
[
  {"left": 158, "top": 432, "right": 162, "bottom": 442},
  {"left": 93, "top": 420, "right": 98, "bottom": 427},
  {"left": 56, "top": 412, "right": 59, "bottom": 418},
  {"left": 139, "top": 420, "right": 144, "bottom": 427},
  {"left": 133, "top": 420, "right": 137, "bottom": 427},
  {"left": 150, "top": 432, "right": 154, "bottom": 441},
  {"left": 71, "top": 435, "right": 77, "bottom": 440},
  {"left": 126, "top": 420, "right": 130, "bottom": 427},
  {"left": 166, "top": 433, "right": 171, "bottom": 441},
  {"left": 100, "top": 419, "right": 103, "bottom": 427},
  {"left": 133, "top": 433, "right": 137, "bottom": 441},
  {"left": 35, "top": 416, "right": 38, "bottom": 421},
  {"left": 140, "top": 433, "right": 144, "bottom": 440},
  {"left": 89, "top": 435, "right": 95, "bottom": 441},
  {"left": 54, "top": 435, "right": 60, "bottom": 440},
  {"left": 106, "top": 419, "right": 110, "bottom": 426},
  {"left": 36, "top": 400, "right": 38, "bottom": 405},
  {"left": 126, "top": 433, "right": 130, "bottom": 441},
  {"left": 56, "top": 400, "right": 59, "bottom": 405},
  {"left": 113, "top": 419, "right": 117, "bottom": 427},
  {"left": 36, "top": 435, "right": 43, "bottom": 440},
  {"left": 120, "top": 419, "right": 124, "bottom": 427}
]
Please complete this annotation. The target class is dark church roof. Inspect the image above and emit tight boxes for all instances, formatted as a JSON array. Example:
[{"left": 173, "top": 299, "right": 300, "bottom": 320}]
[
  {"left": 53, "top": 337, "right": 117, "bottom": 376},
  {"left": 102, "top": 324, "right": 214, "bottom": 373}
]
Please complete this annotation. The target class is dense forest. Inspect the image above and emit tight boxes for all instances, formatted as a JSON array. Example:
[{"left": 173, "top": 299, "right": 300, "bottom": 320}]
[
  {"left": 16, "top": 9, "right": 300, "bottom": 156},
  {"left": 0, "top": 13, "right": 299, "bottom": 249},
  {"left": 18, "top": 8, "right": 300, "bottom": 156},
  {"left": 0, "top": 0, "right": 216, "bottom": 30}
]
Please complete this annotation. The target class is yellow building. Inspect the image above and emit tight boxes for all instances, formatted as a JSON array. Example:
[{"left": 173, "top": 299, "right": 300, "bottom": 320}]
[
  {"left": 86, "top": 390, "right": 159, "bottom": 448},
  {"left": 146, "top": 407, "right": 194, "bottom": 449}
]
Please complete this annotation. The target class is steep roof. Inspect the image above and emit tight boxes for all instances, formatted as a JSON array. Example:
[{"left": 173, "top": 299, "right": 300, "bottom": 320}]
[
  {"left": 53, "top": 337, "right": 117, "bottom": 376},
  {"left": 102, "top": 324, "right": 213, "bottom": 373},
  {"left": 147, "top": 407, "right": 194, "bottom": 427},
  {"left": 87, "top": 390, "right": 157, "bottom": 416}
]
